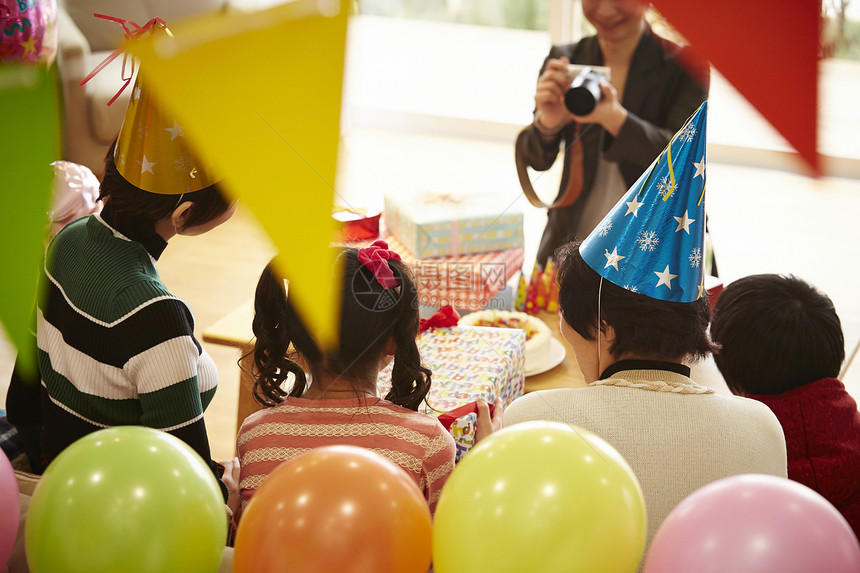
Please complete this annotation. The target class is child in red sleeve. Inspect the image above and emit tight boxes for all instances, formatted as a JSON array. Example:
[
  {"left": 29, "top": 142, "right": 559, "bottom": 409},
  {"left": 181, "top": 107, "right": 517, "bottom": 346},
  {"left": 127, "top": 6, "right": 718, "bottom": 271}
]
[
  {"left": 236, "top": 242, "right": 456, "bottom": 521},
  {"left": 711, "top": 274, "right": 860, "bottom": 538}
]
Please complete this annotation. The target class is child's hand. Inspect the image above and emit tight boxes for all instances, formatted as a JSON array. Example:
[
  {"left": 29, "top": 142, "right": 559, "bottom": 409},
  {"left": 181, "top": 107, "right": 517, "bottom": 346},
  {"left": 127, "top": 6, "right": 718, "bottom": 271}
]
[
  {"left": 220, "top": 456, "right": 241, "bottom": 516},
  {"left": 475, "top": 397, "right": 504, "bottom": 444}
]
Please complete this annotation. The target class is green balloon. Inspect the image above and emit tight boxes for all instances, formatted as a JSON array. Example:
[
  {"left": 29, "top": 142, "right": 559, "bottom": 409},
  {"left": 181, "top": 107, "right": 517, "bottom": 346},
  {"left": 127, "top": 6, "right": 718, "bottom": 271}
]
[
  {"left": 26, "top": 426, "right": 226, "bottom": 573},
  {"left": 433, "top": 421, "right": 647, "bottom": 573}
]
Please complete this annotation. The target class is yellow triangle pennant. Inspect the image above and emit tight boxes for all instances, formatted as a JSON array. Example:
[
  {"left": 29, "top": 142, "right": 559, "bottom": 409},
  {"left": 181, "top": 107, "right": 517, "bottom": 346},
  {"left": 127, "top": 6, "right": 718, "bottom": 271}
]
[{"left": 129, "top": 0, "right": 347, "bottom": 348}]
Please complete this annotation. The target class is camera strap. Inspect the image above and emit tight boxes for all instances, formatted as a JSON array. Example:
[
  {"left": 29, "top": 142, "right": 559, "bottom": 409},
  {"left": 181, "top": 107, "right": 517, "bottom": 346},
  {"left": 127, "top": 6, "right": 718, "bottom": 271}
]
[{"left": 515, "top": 123, "right": 583, "bottom": 210}]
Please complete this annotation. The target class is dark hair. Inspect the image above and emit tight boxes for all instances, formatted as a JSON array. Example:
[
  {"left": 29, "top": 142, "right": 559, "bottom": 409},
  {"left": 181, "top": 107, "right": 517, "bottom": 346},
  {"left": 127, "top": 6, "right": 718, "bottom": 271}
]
[
  {"left": 249, "top": 248, "right": 431, "bottom": 411},
  {"left": 555, "top": 241, "right": 716, "bottom": 361},
  {"left": 710, "top": 274, "right": 844, "bottom": 395},
  {"left": 98, "top": 141, "right": 231, "bottom": 232}
]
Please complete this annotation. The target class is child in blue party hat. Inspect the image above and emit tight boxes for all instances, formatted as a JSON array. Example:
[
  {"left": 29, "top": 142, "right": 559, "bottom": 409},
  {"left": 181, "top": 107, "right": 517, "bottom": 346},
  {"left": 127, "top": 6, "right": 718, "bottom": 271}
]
[{"left": 505, "top": 103, "right": 788, "bottom": 552}]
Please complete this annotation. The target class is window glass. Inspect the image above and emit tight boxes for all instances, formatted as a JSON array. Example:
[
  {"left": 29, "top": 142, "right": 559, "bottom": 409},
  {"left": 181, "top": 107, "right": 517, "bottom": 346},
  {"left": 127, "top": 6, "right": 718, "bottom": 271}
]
[{"left": 357, "top": 0, "right": 549, "bottom": 31}]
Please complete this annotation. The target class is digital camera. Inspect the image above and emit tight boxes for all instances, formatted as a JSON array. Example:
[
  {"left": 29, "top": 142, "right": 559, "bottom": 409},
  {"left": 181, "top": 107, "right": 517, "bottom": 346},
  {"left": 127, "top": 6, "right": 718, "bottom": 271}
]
[{"left": 564, "top": 67, "right": 606, "bottom": 116}]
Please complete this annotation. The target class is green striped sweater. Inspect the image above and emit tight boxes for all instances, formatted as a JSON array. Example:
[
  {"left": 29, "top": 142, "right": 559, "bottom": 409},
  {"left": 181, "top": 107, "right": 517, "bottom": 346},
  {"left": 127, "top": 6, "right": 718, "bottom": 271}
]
[{"left": 37, "top": 210, "right": 220, "bottom": 480}]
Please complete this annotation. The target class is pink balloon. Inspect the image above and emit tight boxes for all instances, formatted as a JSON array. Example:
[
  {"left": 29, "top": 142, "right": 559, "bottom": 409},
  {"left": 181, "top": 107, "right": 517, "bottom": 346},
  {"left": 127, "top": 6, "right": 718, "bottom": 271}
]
[
  {"left": 644, "top": 474, "right": 860, "bottom": 573},
  {"left": 0, "top": 453, "right": 20, "bottom": 570}
]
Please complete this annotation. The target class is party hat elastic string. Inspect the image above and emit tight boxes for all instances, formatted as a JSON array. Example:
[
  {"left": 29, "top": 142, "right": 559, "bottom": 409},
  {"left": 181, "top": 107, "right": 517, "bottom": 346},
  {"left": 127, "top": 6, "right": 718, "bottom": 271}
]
[{"left": 597, "top": 276, "right": 603, "bottom": 377}]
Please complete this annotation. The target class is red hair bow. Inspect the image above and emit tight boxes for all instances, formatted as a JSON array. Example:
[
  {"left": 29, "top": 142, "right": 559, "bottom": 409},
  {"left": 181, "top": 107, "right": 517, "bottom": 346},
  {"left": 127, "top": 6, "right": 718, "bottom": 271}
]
[
  {"left": 357, "top": 240, "right": 402, "bottom": 289},
  {"left": 418, "top": 305, "right": 460, "bottom": 334}
]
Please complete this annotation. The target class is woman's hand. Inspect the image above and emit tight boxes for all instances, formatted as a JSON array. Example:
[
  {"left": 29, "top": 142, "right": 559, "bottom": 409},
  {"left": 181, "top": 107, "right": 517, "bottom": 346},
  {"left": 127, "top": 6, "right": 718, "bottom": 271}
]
[
  {"left": 570, "top": 79, "right": 628, "bottom": 137},
  {"left": 534, "top": 57, "right": 575, "bottom": 133},
  {"left": 475, "top": 397, "right": 504, "bottom": 444}
]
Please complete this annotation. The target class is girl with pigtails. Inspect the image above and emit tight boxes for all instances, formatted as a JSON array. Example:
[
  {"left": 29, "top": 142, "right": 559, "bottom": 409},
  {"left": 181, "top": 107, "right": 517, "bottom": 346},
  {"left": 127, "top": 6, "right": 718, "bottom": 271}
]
[{"left": 235, "top": 241, "right": 457, "bottom": 520}]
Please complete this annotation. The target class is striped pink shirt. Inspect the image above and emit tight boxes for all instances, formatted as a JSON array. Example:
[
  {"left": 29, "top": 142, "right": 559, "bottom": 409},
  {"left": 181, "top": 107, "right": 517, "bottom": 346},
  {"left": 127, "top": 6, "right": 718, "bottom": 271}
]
[{"left": 236, "top": 396, "right": 456, "bottom": 517}]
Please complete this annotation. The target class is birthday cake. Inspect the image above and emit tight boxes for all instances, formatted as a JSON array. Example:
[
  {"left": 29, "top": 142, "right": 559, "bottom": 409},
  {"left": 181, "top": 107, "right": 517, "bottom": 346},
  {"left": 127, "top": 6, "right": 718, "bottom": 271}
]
[{"left": 459, "top": 310, "right": 552, "bottom": 373}]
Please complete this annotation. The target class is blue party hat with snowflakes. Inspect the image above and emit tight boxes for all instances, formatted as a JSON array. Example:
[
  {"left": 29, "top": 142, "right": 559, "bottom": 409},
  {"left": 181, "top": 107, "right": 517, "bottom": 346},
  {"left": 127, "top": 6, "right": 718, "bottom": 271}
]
[{"left": 580, "top": 101, "right": 708, "bottom": 302}]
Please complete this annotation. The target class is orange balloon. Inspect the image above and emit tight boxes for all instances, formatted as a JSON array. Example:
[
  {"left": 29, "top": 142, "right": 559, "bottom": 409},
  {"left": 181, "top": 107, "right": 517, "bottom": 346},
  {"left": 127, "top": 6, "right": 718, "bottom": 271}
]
[{"left": 234, "top": 445, "right": 432, "bottom": 573}]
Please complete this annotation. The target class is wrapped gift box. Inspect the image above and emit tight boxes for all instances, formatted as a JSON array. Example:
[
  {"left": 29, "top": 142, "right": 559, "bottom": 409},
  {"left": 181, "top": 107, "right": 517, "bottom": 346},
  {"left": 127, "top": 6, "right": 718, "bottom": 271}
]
[
  {"left": 384, "top": 235, "right": 524, "bottom": 312},
  {"left": 378, "top": 326, "right": 525, "bottom": 461},
  {"left": 446, "top": 411, "right": 480, "bottom": 462},
  {"left": 384, "top": 193, "right": 523, "bottom": 258}
]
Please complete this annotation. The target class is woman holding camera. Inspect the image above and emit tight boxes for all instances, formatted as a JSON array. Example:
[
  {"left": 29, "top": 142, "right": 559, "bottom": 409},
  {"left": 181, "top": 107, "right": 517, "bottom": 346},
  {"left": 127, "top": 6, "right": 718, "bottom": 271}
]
[{"left": 516, "top": 0, "right": 709, "bottom": 264}]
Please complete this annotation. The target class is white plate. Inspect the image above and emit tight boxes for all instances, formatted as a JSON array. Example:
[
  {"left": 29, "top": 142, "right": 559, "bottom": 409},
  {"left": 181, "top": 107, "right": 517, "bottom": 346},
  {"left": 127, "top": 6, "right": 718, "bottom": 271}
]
[{"left": 525, "top": 338, "right": 567, "bottom": 377}]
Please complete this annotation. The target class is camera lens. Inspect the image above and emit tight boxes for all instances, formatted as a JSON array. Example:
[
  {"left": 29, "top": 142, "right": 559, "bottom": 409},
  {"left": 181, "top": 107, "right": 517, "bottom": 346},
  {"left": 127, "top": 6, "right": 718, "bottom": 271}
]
[{"left": 564, "top": 71, "right": 603, "bottom": 116}]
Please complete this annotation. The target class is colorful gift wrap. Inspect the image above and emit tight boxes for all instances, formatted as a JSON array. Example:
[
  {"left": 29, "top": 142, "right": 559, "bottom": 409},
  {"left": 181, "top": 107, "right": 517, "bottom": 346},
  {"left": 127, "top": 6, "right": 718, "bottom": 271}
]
[
  {"left": 378, "top": 325, "right": 525, "bottom": 461},
  {"left": 446, "top": 412, "right": 479, "bottom": 462},
  {"left": 383, "top": 193, "right": 523, "bottom": 258},
  {"left": 380, "top": 235, "right": 523, "bottom": 311}
]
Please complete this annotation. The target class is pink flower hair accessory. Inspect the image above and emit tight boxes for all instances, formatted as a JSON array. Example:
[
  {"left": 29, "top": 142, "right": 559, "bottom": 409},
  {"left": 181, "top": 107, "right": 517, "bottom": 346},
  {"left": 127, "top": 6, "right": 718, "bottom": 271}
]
[{"left": 357, "top": 240, "right": 402, "bottom": 289}]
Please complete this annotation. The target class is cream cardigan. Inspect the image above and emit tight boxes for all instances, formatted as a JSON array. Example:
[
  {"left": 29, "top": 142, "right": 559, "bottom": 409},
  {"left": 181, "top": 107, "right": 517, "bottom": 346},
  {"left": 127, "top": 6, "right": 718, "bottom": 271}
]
[{"left": 504, "top": 367, "right": 788, "bottom": 549}]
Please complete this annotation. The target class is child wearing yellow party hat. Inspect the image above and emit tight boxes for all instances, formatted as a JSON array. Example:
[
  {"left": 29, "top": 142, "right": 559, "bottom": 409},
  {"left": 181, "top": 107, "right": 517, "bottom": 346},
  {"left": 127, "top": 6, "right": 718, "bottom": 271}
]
[
  {"left": 504, "top": 103, "right": 788, "bottom": 553},
  {"left": 6, "top": 18, "right": 239, "bottom": 510}
]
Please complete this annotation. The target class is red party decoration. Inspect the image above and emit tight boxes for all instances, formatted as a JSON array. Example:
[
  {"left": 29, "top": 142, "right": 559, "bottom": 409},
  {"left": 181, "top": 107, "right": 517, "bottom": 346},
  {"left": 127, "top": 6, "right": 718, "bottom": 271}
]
[{"left": 652, "top": 0, "right": 821, "bottom": 175}]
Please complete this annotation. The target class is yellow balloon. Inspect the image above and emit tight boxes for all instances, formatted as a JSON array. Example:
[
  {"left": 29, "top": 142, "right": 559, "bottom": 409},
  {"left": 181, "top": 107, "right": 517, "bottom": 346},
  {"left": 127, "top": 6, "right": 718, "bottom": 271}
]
[{"left": 433, "top": 421, "right": 646, "bottom": 573}]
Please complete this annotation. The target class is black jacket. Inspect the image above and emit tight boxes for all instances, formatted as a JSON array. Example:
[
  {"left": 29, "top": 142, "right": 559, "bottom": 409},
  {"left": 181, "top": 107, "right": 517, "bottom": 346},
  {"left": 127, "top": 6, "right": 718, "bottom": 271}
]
[{"left": 517, "top": 27, "right": 709, "bottom": 263}]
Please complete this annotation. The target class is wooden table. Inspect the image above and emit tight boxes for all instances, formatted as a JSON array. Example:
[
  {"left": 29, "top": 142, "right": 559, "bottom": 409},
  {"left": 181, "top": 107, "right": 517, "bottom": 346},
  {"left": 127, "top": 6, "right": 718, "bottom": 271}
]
[
  {"left": 523, "top": 311, "right": 587, "bottom": 392},
  {"left": 201, "top": 299, "right": 257, "bottom": 434},
  {"left": 202, "top": 302, "right": 585, "bottom": 433}
]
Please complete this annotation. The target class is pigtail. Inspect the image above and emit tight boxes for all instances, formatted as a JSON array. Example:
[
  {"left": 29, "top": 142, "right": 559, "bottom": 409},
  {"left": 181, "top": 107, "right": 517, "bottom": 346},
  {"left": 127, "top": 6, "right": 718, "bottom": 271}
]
[
  {"left": 248, "top": 262, "right": 308, "bottom": 407},
  {"left": 250, "top": 247, "right": 430, "bottom": 409},
  {"left": 384, "top": 259, "right": 432, "bottom": 411}
]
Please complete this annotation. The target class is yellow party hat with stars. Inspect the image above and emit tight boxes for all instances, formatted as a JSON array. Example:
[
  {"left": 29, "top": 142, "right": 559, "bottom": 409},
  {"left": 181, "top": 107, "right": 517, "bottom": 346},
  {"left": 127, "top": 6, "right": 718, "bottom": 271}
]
[{"left": 113, "top": 23, "right": 218, "bottom": 194}]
